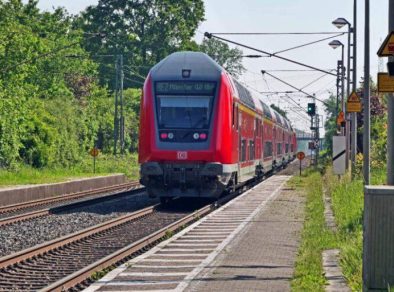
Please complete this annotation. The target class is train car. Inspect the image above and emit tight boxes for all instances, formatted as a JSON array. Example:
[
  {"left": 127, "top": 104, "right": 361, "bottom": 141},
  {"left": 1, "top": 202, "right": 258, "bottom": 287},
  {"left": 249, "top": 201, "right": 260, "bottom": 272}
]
[{"left": 138, "top": 51, "right": 296, "bottom": 200}]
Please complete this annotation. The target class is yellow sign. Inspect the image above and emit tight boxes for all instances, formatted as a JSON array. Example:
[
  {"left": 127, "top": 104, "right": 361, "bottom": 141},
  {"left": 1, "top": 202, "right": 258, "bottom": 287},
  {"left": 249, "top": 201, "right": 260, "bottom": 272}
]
[
  {"left": 378, "top": 72, "right": 394, "bottom": 93},
  {"left": 377, "top": 31, "right": 394, "bottom": 57},
  {"left": 346, "top": 91, "right": 362, "bottom": 113},
  {"left": 336, "top": 111, "right": 345, "bottom": 126},
  {"left": 89, "top": 148, "right": 99, "bottom": 157}
]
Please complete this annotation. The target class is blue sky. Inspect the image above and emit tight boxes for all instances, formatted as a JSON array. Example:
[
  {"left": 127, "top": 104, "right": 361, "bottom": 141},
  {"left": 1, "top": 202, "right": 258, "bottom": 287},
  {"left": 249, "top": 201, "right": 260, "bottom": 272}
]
[{"left": 35, "top": 0, "right": 389, "bottom": 132}]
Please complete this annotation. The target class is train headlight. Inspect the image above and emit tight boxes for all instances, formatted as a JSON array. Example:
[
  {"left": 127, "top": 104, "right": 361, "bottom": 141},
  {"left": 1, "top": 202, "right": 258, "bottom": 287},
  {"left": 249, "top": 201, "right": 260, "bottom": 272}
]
[
  {"left": 199, "top": 133, "right": 207, "bottom": 140},
  {"left": 193, "top": 133, "right": 199, "bottom": 140},
  {"left": 168, "top": 132, "right": 174, "bottom": 139},
  {"left": 160, "top": 133, "right": 168, "bottom": 139}
]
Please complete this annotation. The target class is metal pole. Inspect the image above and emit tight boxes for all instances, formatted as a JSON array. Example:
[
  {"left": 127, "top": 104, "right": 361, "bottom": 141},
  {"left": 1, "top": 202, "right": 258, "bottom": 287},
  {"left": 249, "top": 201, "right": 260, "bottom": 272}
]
[
  {"left": 387, "top": 0, "right": 394, "bottom": 185},
  {"left": 351, "top": 0, "right": 358, "bottom": 179},
  {"left": 119, "top": 54, "right": 124, "bottom": 154},
  {"left": 299, "top": 159, "right": 302, "bottom": 176},
  {"left": 345, "top": 27, "right": 351, "bottom": 170},
  {"left": 316, "top": 113, "right": 320, "bottom": 167},
  {"left": 337, "top": 61, "right": 340, "bottom": 116},
  {"left": 341, "top": 45, "right": 346, "bottom": 137},
  {"left": 363, "top": 0, "right": 370, "bottom": 185},
  {"left": 113, "top": 55, "right": 119, "bottom": 155}
]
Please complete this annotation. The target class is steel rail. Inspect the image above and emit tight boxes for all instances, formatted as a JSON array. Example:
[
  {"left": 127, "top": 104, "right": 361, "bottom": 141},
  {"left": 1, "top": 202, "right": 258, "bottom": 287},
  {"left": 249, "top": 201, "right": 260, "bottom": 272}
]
[
  {"left": 0, "top": 204, "right": 157, "bottom": 270},
  {"left": 40, "top": 190, "right": 242, "bottom": 292}
]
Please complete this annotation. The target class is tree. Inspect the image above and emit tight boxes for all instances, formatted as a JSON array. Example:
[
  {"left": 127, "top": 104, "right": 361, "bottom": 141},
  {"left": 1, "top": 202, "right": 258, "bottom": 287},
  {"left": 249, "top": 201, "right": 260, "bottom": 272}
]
[
  {"left": 323, "top": 94, "right": 338, "bottom": 154},
  {"left": 77, "top": 0, "right": 205, "bottom": 89},
  {"left": 200, "top": 38, "right": 245, "bottom": 77},
  {"left": 270, "top": 104, "right": 287, "bottom": 118}
]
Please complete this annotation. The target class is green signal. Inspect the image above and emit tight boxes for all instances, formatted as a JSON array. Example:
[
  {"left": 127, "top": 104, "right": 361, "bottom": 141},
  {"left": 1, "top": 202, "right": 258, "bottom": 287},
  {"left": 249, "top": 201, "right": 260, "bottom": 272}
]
[{"left": 307, "top": 103, "right": 316, "bottom": 116}]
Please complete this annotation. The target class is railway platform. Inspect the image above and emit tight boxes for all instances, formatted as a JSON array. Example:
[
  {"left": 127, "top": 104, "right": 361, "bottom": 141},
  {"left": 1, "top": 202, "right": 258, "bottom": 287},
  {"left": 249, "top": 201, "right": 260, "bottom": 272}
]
[{"left": 85, "top": 174, "right": 305, "bottom": 292}]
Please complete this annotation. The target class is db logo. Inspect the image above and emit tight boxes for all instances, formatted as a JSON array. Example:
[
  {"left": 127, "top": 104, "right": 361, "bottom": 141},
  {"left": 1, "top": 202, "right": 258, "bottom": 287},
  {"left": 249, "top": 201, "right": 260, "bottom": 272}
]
[{"left": 177, "top": 151, "right": 188, "bottom": 160}]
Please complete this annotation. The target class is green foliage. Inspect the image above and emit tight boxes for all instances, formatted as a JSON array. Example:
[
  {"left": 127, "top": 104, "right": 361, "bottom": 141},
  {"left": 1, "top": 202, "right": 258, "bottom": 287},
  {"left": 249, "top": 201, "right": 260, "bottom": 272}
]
[
  {"left": 0, "top": 0, "right": 204, "bottom": 176},
  {"left": 323, "top": 94, "right": 338, "bottom": 154},
  {"left": 324, "top": 166, "right": 386, "bottom": 291},
  {"left": 200, "top": 38, "right": 245, "bottom": 77},
  {"left": 0, "top": 153, "right": 140, "bottom": 185},
  {"left": 270, "top": 104, "right": 287, "bottom": 118},
  {"left": 291, "top": 172, "right": 337, "bottom": 292},
  {"left": 77, "top": 0, "right": 205, "bottom": 88}
]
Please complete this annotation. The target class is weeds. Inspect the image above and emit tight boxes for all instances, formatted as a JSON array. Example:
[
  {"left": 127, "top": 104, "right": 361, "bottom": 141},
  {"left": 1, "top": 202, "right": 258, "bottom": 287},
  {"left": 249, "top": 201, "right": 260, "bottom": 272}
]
[
  {"left": 291, "top": 171, "right": 337, "bottom": 292},
  {"left": 0, "top": 153, "right": 139, "bottom": 186}
]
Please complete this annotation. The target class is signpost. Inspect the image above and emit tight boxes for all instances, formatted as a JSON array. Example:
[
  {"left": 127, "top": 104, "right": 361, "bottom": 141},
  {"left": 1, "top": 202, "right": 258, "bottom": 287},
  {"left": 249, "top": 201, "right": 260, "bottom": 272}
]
[
  {"left": 377, "top": 72, "right": 394, "bottom": 93},
  {"left": 89, "top": 147, "right": 99, "bottom": 173},
  {"left": 296, "top": 151, "right": 305, "bottom": 176},
  {"left": 346, "top": 91, "right": 362, "bottom": 112},
  {"left": 377, "top": 31, "right": 394, "bottom": 57}
]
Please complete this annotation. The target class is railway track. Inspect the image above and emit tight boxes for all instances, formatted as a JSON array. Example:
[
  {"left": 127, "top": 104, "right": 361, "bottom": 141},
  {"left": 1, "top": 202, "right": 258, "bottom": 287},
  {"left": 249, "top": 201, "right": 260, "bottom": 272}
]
[
  {"left": 0, "top": 162, "right": 301, "bottom": 291},
  {"left": 0, "top": 181, "right": 142, "bottom": 226},
  {"left": 0, "top": 184, "right": 245, "bottom": 292}
]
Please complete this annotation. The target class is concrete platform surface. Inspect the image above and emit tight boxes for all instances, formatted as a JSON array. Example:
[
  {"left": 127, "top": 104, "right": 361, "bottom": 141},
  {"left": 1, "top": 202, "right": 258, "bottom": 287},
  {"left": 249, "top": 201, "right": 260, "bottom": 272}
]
[
  {"left": 0, "top": 174, "right": 127, "bottom": 207},
  {"left": 84, "top": 174, "right": 305, "bottom": 292}
]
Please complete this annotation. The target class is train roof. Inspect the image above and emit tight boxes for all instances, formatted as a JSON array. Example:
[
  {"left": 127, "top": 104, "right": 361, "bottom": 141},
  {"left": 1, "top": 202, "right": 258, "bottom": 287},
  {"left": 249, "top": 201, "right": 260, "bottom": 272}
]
[
  {"left": 150, "top": 51, "right": 223, "bottom": 80},
  {"left": 149, "top": 51, "right": 291, "bottom": 128}
]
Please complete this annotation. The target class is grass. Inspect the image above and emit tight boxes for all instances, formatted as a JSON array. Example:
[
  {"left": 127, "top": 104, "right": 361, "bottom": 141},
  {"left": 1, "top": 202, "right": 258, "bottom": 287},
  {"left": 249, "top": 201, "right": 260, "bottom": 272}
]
[
  {"left": 324, "top": 166, "right": 386, "bottom": 291},
  {"left": 0, "top": 153, "right": 140, "bottom": 186},
  {"left": 291, "top": 170, "right": 337, "bottom": 292}
]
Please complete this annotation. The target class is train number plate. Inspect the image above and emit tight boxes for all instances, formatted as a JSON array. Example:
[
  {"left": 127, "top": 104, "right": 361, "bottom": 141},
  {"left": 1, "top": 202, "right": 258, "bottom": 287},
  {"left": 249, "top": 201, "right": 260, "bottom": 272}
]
[{"left": 177, "top": 151, "right": 188, "bottom": 160}]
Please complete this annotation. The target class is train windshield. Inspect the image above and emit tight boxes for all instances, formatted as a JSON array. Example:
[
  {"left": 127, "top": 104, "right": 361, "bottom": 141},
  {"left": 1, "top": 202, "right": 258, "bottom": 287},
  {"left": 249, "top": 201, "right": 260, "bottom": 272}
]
[{"left": 155, "top": 82, "right": 216, "bottom": 129}]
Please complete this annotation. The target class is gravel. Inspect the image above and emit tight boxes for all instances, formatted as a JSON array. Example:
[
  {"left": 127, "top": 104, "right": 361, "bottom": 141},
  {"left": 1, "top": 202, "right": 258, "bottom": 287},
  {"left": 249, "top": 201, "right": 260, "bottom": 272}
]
[{"left": 0, "top": 192, "right": 158, "bottom": 257}]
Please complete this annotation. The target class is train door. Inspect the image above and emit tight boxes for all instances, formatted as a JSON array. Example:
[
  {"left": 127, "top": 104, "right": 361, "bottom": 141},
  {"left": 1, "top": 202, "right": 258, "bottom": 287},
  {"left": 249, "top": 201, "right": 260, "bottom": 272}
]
[{"left": 238, "top": 109, "right": 242, "bottom": 174}]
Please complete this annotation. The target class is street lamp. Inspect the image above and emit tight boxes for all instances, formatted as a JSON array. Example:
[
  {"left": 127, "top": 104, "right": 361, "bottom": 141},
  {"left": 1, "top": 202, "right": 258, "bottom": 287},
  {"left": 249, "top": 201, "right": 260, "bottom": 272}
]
[
  {"left": 332, "top": 16, "right": 356, "bottom": 176},
  {"left": 332, "top": 17, "right": 350, "bottom": 29},
  {"left": 329, "top": 40, "right": 345, "bottom": 116}
]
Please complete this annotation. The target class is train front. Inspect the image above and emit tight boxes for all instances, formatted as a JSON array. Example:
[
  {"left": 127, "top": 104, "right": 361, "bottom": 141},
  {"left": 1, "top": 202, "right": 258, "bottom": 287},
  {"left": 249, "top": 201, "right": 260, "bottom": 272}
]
[{"left": 138, "top": 52, "right": 233, "bottom": 199}]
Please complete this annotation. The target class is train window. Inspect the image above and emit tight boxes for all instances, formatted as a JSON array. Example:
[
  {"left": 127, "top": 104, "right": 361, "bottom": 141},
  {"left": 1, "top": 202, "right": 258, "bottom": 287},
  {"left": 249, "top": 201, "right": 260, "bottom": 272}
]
[
  {"left": 157, "top": 96, "right": 212, "bottom": 129},
  {"left": 264, "top": 141, "right": 272, "bottom": 157},
  {"left": 241, "top": 139, "right": 247, "bottom": 161},
  {"left": 286, "top": 144, "right": 289, "bottom": 153},
  {"left": 260, "top": 101, "right": 272, "bottom": 120},
  {"left": 249, "top": 141, "right": 255, "bottom": 160},
  {"left": 277, "top": 143, "right": 282, "bottom": 154},
  {"left": 274, "top": 112, "right": 283, "bottom": 126},
  {"left": 291, "top": 144, "right": 294, "bottom": 152},
  {"left": 233, "top": 80, "right": 255, "bottom": 110}
]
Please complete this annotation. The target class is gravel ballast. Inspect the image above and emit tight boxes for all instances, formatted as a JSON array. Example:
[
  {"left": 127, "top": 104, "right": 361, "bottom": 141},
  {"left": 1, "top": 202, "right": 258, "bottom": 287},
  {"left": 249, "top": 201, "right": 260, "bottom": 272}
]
[{"left": 0, "top": 192, "right": 158, "bottom": 257}]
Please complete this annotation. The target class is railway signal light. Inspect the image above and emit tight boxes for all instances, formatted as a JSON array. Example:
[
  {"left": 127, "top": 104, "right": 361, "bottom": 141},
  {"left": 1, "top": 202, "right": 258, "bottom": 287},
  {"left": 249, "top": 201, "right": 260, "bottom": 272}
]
[{"left": 307, "top": 103, "right": 316, "bottom": 116}]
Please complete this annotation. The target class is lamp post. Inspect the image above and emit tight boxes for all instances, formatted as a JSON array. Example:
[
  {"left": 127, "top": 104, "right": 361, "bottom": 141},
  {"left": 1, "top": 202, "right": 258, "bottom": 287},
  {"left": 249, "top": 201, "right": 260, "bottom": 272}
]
[
  {"left": 332, "top": 17, "right": 356, "bottom": 177},
  {"left": 329, "top": 40, "right": 345, "bottom": 122}
]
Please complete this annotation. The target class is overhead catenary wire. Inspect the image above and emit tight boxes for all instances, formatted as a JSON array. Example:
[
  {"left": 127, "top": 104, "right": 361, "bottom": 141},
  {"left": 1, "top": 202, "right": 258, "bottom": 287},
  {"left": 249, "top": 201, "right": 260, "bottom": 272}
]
[
  {"left": 272, "top": 33, "right": 345, "bottom": 55},
  {"left": 238, "top": 79, "right": 310, "bottom": 124},
  {"left": 300, "top": 72, "right": 333, "bottom": 90},
  {"left": 123, "top": 76, "right": 144, "bottom": 86},
  {"left": 208, "top": 32, "right": 349, "bottom": 35},
  {"left": 205, "top": 32, "right": 336, "bottom": 77},
  {"left": 261, "top": 70, "right": 330, "bottom": 107}
]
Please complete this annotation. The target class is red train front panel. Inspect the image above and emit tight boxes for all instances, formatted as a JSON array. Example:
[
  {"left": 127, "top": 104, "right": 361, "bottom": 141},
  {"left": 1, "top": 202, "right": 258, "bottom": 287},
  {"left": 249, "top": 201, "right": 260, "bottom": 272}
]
[{"left": 138, "top": 51, "right": 297, "bottom": 199}]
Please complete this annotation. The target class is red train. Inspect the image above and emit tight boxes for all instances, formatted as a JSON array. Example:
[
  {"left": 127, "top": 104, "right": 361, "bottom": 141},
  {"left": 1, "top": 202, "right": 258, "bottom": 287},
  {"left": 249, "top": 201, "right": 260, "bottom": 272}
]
[{"left": 138, "top": 52, "right": 297, "bottom": 200}]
